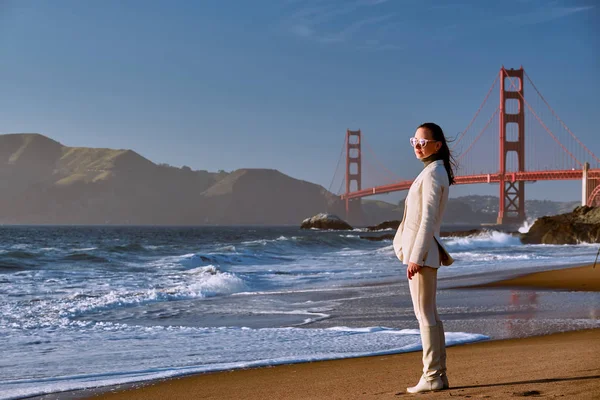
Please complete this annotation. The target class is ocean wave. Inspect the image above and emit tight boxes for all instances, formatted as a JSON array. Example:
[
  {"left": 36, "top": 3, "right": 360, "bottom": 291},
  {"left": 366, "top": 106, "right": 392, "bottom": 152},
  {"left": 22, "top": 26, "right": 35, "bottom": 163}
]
[
  {"left": 223, "top": 233, "right": 365, "bottom": 257},
  {"left": 64, "top": 267, "right": 247, "bottom": 316},
  {"left": 453, "top": 251, "right": 542, "bottom": 262},
  {"left": 8, "top": 244, "right": 31, "bottom": 250},
  {"left": 108, "top": 243, "right": 147, "bottom": 253},
  {"left": 63, "top": 253, "right": 108, "bottom": 263},
  {"left": 375, "top": 245, "right": 394, "bottom": 254},
  {"left": 335, "top": 249, "right": 374, "bottom": 256},
  {"left": 241, "top": 236, "right": 297, "bottom": 246},
  {"left": 39, "top": 247, "right": 60, "bottom": 252},
  {"left": 214, "top": 245, "right": 237, "bottom": 252},
  {"left": 0, "top": 251, "right": 39, "bottom": 272},
  {"left": 70, "top": 247, "right": 98, "bottom": 252},
  {"left": 352, "top": 228, "right": 394, "bottom": 232},
  {"left": 0, "top": 325, "right": 489, "bottom": 400},
  {"left": 3, "top": 251, "right": 37, "bottom": 259},
  {"left": 178, "top": 251, "right": 294, "bottom": 269},
  {"left": 443, "top": 230, "right": 521, "bottom": 250},
  {"left": 0, "top": 266, "right": 248, "bottom": 330},
  {"left": 293, "top": 234, "right": 365, "bottom": 249},
  {"left": 518, "top": 219, "right": 536, "bottom": 234},
  {"left": 0, "top": 261, "right": 30, "bottom": 272}
]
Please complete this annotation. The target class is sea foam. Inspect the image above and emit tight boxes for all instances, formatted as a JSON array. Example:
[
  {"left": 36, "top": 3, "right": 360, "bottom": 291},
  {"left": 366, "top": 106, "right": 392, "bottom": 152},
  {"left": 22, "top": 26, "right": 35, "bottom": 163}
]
[{"left": 0, "top": 325, "right": 488, "bottom": 400}]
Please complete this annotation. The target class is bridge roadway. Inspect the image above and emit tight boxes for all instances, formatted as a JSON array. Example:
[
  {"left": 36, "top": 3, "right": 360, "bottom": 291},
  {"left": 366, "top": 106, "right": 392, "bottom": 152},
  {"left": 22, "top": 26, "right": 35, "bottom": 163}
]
[{"left": 341, "top": 168, "right": 600, "bottom": 201}]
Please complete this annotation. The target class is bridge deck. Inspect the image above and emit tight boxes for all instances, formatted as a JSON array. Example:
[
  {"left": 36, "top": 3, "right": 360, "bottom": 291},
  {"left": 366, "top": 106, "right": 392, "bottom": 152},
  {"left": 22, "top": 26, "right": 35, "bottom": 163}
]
[{"left": 341, "top": 169, "right": 600, "bottom": 200}]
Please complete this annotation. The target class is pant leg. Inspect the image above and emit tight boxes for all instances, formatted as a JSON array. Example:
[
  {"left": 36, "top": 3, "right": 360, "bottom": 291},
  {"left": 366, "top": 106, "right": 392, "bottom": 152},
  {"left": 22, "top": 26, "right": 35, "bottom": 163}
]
[
  {"left": 408, "top": 266, "right": 442, "bottom": 379},
  {"left": 408, "top": 266, "right": 438, "bottom": 327},
  {"left": 426, "top": 269, "right": 447, "bottom": 377}
]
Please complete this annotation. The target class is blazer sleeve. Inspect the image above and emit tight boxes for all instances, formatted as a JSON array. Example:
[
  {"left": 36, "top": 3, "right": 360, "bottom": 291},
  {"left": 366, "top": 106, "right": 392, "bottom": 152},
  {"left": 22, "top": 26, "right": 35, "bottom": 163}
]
[
  {"left": 409, "top": 169, "right": 444, "bottom": 265},
  {"left": 392, "top": 200, "right": 407, "bottom": 261}
]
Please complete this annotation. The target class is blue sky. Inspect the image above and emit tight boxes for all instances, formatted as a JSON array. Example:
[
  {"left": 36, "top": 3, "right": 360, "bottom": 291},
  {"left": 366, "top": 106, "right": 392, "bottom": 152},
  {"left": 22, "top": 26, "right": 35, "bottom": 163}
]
[{"left": 1, "top": 0, "right": 598, "bottom": 202}]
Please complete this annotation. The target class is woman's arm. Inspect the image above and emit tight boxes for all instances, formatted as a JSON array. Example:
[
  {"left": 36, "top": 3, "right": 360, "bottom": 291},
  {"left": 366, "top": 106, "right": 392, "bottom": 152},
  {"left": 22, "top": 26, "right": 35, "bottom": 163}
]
[{"left": 408, "top": 170, "right": 444, "bottom": 266}]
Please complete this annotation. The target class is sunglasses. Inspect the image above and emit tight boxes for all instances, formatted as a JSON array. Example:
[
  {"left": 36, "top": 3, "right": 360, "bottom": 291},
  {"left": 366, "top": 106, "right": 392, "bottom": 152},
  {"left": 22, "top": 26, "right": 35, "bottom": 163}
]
[{"left": 409, "top": 137, "right": 437, "bottom": 148}]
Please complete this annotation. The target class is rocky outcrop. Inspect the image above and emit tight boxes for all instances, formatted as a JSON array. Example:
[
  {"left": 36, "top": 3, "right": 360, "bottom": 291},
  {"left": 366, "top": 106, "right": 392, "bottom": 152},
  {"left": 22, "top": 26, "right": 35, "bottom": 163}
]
[
  {"left": 360, "top": 233, "right": 394, "bottom": 241},
  {"left": 440, "top": 229, "right": 484, "bottom": 237},
  {"left": 366, "top": 220, "right": 401, "bottom": 231},
  {"left": 439, "top": 229, "right": 519, "bottom": 238},
  {"left": 520, "top": 206, "right": 600, "bottom": 244},
  {"left": 301, "top": 213, "right": 353, "bottom": 230}
]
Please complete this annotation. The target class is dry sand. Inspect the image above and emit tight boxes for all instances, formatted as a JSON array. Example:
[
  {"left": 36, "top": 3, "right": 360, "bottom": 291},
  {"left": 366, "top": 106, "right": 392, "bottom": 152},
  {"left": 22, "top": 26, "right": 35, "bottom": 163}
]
[
  {"left": 85, "top": 264, "right": 600, "bottom": 400},
  {"left": 473, "top": 263, "right": 600, "bottom": 291}
]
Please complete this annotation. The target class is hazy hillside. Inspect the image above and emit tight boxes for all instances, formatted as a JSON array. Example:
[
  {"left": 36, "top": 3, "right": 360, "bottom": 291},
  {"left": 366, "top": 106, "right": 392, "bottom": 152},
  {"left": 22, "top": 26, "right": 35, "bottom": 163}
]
[
  {"left": 0, "top": 133, "right": 344, "bottom": 225},
  {"left": 200, "top": 169, "right": 344, "bottom": 225},
  {"left": 0, "top": 134, "right": 224, "bottom": 224},
  {"left": 456, "top": 195, "right": 580, "bottom": 219},
  {"left": 361, "top": 200, "right": 403, "bottom": 225}
]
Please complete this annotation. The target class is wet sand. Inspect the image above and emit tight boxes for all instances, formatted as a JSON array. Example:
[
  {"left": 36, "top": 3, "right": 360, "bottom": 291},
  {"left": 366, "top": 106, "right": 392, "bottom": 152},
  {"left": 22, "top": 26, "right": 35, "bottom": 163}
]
[
  {"left": 83, "top": 329, "right": 600, "bottom": 400},
  {"left": 77, "top": 263, "right": 600, "bottom": 400}
]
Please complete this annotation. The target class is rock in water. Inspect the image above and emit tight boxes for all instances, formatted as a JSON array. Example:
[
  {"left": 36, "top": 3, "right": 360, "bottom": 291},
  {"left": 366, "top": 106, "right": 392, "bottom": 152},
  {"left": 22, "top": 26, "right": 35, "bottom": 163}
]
[
  {"left": 439, "top": 229, "right": 521, "bottom": 237},
  {"left": 366, "top": 220, "right": 401, "bottom": 231},
  {"left": 520, "top": 206, "right": 600, "bottom": 244},
  {"left": 360, "top": 233, "right": 395, "bottom": 241},
  {"left": 301, "top": 213, "right": 353, "bottom": 230}
]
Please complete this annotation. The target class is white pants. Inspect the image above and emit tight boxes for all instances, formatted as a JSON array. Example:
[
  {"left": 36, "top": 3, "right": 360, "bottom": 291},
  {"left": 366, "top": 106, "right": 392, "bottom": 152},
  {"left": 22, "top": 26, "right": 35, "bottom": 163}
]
[
  {"left": 408, "top": 266, "right": 446, "bottom": 379},
  {"left": 408, "top": 266, "right": 440, "bottom": 327}
]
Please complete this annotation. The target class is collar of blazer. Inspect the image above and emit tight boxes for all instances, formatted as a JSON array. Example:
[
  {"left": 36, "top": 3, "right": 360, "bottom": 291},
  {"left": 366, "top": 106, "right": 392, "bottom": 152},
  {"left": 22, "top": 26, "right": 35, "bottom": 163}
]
[{"left": 413, "top": 159, "right": 445, "bottom": 183}]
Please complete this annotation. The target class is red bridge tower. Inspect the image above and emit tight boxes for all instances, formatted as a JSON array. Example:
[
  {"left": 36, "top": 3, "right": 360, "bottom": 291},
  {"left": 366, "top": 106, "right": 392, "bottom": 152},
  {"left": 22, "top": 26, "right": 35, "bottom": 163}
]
[
  {"left": 345, "top": 129, "right": 362, "bottom": 222},
  {"left": 498, "top": 67, "right": 526, "bottom": 225}
]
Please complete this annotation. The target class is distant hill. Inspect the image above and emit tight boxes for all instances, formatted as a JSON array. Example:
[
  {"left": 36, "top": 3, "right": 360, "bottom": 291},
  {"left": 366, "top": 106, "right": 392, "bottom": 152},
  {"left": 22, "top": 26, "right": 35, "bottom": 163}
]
[
  {"left": 0, "top": 133, "right": 343, "bottom": 225},
  {"left": 199, "top": 168, "right": 343, "bottom": 225},
  {"left": 361, "top": 194, "right": 581, "bottom": 227},
  {"left": 0, "top": 133, "right": 581, "bottom": 226},
  {"left": 456, "top": 195, "right": 580, "bottom": 219},
  {"left": 361, "top": 197, "right": 496, "bottom": 226}
]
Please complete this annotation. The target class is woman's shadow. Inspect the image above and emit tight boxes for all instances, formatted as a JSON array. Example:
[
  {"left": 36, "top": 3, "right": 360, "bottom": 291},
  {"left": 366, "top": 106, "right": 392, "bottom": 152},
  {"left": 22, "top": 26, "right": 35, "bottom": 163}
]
[{"left": 450, "top": 374, "right": 600, "bottom": 390}]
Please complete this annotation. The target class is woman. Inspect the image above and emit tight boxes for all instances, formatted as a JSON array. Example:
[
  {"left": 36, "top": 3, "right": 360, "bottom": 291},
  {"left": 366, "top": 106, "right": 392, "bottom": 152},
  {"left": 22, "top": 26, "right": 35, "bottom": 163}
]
[{"left": 392, "top": 122, "right": 456, "bottom": 393}]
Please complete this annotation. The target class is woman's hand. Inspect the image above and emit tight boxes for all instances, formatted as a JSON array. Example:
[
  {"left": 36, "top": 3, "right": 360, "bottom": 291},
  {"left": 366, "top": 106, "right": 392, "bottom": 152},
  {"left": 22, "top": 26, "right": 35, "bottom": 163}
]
[{"left": 406, "top": 262, "right": 422, "bottom": 280}]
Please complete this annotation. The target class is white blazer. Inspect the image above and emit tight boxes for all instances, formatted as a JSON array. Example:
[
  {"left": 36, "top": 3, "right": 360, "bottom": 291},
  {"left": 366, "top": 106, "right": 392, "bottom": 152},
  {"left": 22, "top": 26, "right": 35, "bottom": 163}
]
[{"left": 393, "top": 159, "right": 454, "bottom": 268}]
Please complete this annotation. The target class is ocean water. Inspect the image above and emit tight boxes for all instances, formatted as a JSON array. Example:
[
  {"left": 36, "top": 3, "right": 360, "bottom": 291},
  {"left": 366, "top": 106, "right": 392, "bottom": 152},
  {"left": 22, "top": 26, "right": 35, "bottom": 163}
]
[{"left": 1, "top": 225, "right": 599, "bottom": 399}]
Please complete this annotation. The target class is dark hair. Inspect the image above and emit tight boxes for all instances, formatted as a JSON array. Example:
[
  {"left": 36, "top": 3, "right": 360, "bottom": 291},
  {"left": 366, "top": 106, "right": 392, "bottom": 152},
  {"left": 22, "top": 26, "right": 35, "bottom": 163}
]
[{"left": 418, "top": 122, "right": 456, "bottom": 185}]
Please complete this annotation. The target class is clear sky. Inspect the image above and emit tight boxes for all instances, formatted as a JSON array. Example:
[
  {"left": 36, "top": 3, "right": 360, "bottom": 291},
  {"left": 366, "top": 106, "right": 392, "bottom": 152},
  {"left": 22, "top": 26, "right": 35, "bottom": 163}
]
[{"left": 1, "top": 0, "right": 598, "bottom": 202}]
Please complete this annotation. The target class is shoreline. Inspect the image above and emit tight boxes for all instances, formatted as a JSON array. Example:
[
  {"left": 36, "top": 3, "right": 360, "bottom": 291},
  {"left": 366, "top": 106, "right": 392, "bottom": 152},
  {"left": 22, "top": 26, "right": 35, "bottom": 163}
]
[
  {"left": 77, "top": 329, "right": 600, "bottom": 400},
  {"left": 27, "top": 262, "right": 600, "bottom": 400}
]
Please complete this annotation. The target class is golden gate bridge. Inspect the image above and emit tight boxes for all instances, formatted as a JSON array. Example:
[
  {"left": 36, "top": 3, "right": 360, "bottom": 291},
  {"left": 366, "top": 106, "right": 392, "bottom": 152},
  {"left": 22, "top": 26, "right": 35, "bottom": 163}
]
[{"left": 329, "top": 67, "right": 600, "bottom": 225}]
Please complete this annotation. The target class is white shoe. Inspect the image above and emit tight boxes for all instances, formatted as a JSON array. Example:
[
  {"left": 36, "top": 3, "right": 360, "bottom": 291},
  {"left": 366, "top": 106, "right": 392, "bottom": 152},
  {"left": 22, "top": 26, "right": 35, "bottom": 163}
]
[{"left": 406, "top": 375, "right": 444, "bottom": 393}]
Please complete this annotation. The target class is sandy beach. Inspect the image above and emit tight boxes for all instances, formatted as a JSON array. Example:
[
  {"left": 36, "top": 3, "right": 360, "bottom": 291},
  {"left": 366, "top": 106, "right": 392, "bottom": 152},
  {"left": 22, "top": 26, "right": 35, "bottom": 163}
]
[
  {"left": 79, "top": 263, "right": 600, "bottom": 400},
  {"left": 474, "top": 263, "right": 600, "bottom": 291}
]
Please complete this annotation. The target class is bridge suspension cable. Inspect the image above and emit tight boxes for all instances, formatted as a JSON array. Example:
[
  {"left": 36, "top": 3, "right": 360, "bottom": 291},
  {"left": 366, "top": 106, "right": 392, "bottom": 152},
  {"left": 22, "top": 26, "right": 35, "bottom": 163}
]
[
  {"left": 328, "top": 134, "right": 347, "bottom": 194},
  {"left": 336, "top": 169, "right": 346, "bottom": 196},
  {"left": 361, "top": 136, "right": 401, "bottom": 184},
  {"left": 505, "top": 72, "right": 582, "bottom": 168},
  {"left": 452, "top": 74, "right": 499, "bottom": 150},
  {"left": 457, "top": 107, "right": 499, "bottom": 163},
  {"left": 525, "top": 71, "right": 600, "bottom": 165}
]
